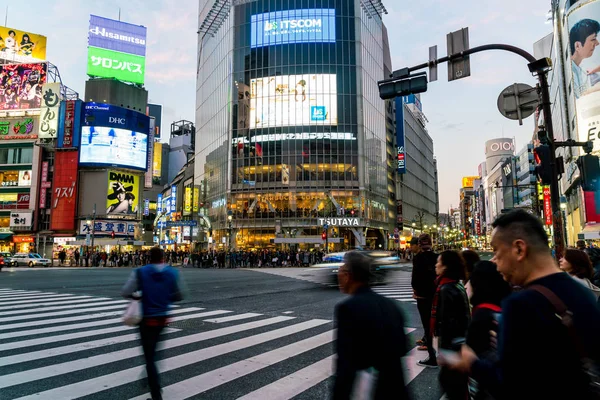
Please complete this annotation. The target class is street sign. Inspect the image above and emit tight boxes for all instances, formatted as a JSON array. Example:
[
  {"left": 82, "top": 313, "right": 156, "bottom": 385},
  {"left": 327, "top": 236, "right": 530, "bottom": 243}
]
[
  {"left": 447, "top": 28, "right": 471, "bottom": 82},
  {"left": 497, "top": 83, "right": 539, "bottom": 125},
  {"left": 429, "top": 45, "right": 438, "bottom": 82}
]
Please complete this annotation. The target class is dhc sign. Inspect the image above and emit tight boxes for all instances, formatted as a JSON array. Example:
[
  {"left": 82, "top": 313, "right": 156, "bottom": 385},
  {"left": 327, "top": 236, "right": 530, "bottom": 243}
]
[{"left": 251, "top": 9, "right": 336, "bottom": 48}]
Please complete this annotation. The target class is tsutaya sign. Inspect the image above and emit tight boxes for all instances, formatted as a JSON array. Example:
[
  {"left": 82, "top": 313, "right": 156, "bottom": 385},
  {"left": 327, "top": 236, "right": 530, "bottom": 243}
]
[{"left": 318, "top": 217, "right": 360, "bottom": 227}]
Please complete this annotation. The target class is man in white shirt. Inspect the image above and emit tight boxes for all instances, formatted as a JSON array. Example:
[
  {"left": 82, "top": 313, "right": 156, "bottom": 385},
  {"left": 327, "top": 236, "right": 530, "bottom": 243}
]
[{"left": 570, "top": 18, "right": 600, "bottom": 98}]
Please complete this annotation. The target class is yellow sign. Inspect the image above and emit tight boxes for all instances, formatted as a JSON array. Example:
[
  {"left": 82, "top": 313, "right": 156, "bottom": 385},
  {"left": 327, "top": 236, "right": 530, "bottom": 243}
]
[
  {"left": 184, "top": 187, "right": 192, "bottom": 215},
  {"left": 193, "top": 187, "right": 200, "bottom": 212},
  {"left": 0, "top": 26, "right": 47, "bottom": 62},
  {"left": 106, "top": 170, "right": 140, "bottom": 216},
  {"left": 152, "top": 142, "right": 162, "bottom": 177},
  {"left": 462, "top": 176, "right": 479, "bottom": 188}
]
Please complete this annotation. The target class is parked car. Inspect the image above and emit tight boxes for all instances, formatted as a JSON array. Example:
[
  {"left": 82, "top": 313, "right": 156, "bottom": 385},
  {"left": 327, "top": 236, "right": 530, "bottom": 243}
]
[
  {"left": 0, "top": 252, "right": 15, "bottom": 268},
  {"left": 12, "top": 253, "right": 51, "bottom": 268}
]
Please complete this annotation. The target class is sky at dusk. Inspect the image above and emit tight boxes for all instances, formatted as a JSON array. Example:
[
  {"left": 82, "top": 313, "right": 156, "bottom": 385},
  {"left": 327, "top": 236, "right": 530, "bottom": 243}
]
[{"left": 5, "top": 0, "right": 553, "bottom": 212}]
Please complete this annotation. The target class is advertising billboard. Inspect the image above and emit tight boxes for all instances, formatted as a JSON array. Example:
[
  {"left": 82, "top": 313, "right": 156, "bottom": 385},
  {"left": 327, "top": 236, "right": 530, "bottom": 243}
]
[
  {"left": 0, "top": 116, "right": 38, "bottom": 140},
  {"left": 106, "top": 170, "right": 139, "bottom": 216},
  {"left": 144, "top": 117, "right": 155, "bottom": 189},
  {"left": 566, "top": 1, "right": 600, "bottom": 153},
  {"left": 251, "top": 9, "right": 335, "bottom": 48},
  {"left": 87, "top": 46, "right": 145, "bottom": 85},
  {"left": 10, "top": 211, "right": 32, "bottom": 229},
  {"left": 146, "top": 103, "right": 162, "bottom": 138},
  {"left": 88, "top": 15, "right": 147, "bottom": 56},
  {"left": 39, "top": 82, "right": 63, "bottom": 139},
  {"left": 462, "top": 176, "right": 479, "bottom": 188},
  {"left": 250, "top": 74, "right": 337, "bottom": 128},
  {"left": 57, "top": 99, "right": 83, "bottom": 148},
  {"left": 0, "top": 26, "right": 47, "bottom": 63},
  {"left": 79, "top": 219, "right": 136, "bottom": 236},
  {"left": 395, "top": 97, "right": 406, "bottom": 174},
  {"left": 183, "top": 186, "right": 192, "bottom": 215},
  {"left": 0, "top": 63, "right": 47, "bottom": 110},
  {"left": 50, "top": 151, "right": 78, "bottom": 231},
  {"left": 152, "top": 142, "right": 162, "bottom": 178},
  {"left": 0, "top": 193, "right": 30, "bottom": 210}
]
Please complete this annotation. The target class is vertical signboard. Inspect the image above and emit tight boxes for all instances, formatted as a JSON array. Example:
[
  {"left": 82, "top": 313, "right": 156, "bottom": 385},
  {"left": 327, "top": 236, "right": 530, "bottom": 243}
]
[
  {"left": 50, "top": 151, "right": 79, "bottom": 231},
  {"left": 146, "top": 104, "right": 162, "bottom": 139},
  {"left": 152, "top": 142, "right": 162, "bottom": 180},
  {"left": 39, "top": 161, "right": 50, "bottom": 209},
  {"left": 39, "top": 82, "right": 62, "bottom": 139},
  {"left": 143, "top": 198, "right": 150, "bottom": 216},
  {"left": 543, "top": 186, "right": 552, "bottom": 226},
  {"left": 144, "top": 117, "right": 155, "bottom": 189},
  {"left": 395, "top": 97, "right": 406, "bottom": 174},
  {"left": 184, "top": 186, "right": 192, "bottom": 215},
  {"left": 157, "top": 193, "right": 163, "bottom": 213},
  {"left": 193, "top": 187, "right": 200, "bottom": 213},
  {"left": 171, "top": 185, "right": 177, "bottom": 213}
]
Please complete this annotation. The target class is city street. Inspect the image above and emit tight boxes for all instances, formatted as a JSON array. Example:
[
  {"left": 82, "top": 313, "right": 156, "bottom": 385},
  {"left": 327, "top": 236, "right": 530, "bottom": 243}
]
[{"left": 0, "top": 265, "right": 444, "bottom": 400}]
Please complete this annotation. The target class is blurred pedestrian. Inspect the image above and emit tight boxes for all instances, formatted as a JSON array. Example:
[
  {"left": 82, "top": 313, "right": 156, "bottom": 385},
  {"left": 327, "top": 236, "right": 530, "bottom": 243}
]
[
  {"left": 560, "top": 248, "right": 600, "bottom": 299},
  {"left": 432, "top": 250, "right": 470, "bottom": 399},
  {"left": 443, "top": 209, "right": 600, "bottom": 400},
  {"left": 332, "top": 251, "right": 410, "bottom": 400},
  {"left": 121, "top": 247, "right": 184, "bottom": 400},
  {"left": 411, "top": 233, "right": 438, "bottom": 366},
  {"left": 461, "top": 249, "right": 480, "bottom": 299}
]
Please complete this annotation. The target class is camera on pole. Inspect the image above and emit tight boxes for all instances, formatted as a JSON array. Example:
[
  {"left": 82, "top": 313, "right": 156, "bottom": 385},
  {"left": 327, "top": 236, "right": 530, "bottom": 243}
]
[{"left": 378, "top": 71, "right": 428, "bottom": 100}]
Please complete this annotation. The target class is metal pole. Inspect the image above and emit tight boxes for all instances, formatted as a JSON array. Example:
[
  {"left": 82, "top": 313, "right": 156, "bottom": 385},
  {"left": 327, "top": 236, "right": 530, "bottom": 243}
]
[
  {"left": 538, "top": 72, "right": 565, "bottom": 259},
  {"left": 91, "top": 203, "right": 96, "bottom": 251}
]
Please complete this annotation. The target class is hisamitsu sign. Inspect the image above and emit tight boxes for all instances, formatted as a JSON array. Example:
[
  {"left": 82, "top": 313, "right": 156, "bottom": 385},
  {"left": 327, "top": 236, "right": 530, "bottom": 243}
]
[{"left": 89, "top": 15, "right": 147, "bottom": 56}]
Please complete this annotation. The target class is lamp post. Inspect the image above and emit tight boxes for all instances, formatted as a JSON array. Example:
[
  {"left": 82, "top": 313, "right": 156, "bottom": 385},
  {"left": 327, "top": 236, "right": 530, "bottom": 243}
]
[
  {"left": 227, "top": 211, "right": 233, "bottom": 253},
  {"left": 86, "top": 203, "right": 97, "bottom": 252}
]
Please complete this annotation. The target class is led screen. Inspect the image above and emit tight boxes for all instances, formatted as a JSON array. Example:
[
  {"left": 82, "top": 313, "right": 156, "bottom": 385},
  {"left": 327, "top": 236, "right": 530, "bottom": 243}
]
[
  {"left": 250, "top": 74, "right": 337, "bottom": 128},
  {"left": 80, "top": 126, "right": 148, "bottom": 170},
  {"left": 251, "top": 9, "right": 335, "bottom": 48}
]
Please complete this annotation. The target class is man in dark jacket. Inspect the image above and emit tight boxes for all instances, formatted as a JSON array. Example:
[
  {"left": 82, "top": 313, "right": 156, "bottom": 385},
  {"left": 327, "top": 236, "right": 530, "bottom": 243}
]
[
  {"left": 411, "top": 233, "right": 438, "bottom": 367},
  {"left": 444, "top": 209, "right": 600, "bottom": 400},
  {"left": 333, "top": 251, "right": 410, "bottom": 400},
  {"left": 122, "top": 247, "right": 184, "bottom": 400}
]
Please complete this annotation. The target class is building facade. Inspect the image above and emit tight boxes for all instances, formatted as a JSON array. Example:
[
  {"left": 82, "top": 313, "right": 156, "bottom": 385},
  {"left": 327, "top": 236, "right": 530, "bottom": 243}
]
[{"left": 195, "top": 0, "right": 393, "bottom": 251}]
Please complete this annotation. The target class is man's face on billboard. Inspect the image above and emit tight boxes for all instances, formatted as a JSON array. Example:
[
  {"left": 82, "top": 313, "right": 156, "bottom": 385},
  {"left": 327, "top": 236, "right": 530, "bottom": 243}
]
[{"left": 577, "top": 33, "right": 599, "bottom": 58}]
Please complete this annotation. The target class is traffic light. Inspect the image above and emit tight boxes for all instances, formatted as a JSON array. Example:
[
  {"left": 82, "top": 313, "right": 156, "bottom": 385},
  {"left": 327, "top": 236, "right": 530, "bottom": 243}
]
[
  {"left": 111, "top": 231, "right": 115, "bottom": 239},
  {"left": 577, "top": 154, "right": 600, "bottom": 191},
  {"left": 533, "top": 144, "right": 553, "bottom": 185},
  {"left": 350, "top": 209, "right": 355, "bottom": 216},
  {"left": 378, "top": 73, "right": 428, "bottom": 100},
  {"left": 321, "top": 231, "right": 327, "bottom": 241}
]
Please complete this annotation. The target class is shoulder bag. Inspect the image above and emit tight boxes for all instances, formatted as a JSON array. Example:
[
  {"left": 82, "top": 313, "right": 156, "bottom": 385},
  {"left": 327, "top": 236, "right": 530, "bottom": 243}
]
[{"left": 122, "top": 268, "right": 143, "bottom": 327}]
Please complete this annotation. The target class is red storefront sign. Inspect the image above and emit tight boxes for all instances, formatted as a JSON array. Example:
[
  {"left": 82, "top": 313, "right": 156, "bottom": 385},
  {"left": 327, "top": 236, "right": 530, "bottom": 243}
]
[
  {"left": 39, "top": 161, "right": 50, "bottom": 209},
  {"left": 63, "top": 101, "right": 75, "bottom": 147},
  {"left": 543, "top": 186, "right": 552, "bottom": 226},
  {"left": 17, "top": 193, "right": 30, "bottom": 208},
  {"left": 13, "top": 236, "right": 34, "bottom": 243},
  {"left": 50, "top": 151, "right": 78, "bottom": 231},
  {"left": 584, "top": 191, "right": 600, "bottom": 224}
]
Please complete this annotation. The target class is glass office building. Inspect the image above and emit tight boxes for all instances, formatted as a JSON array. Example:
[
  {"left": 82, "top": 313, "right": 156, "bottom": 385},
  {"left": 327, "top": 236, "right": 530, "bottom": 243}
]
[{"left": 196, "top": 0, "right": 392, "bottom": 250}]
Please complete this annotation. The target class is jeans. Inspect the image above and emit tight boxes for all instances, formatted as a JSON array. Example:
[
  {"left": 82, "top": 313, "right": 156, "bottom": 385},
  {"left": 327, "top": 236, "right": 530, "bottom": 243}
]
[
  {"left": 140, "top": 321, "right": 165, "bottom": 400},
  {"left": 416, "top": 297, "right": 436, "bottom": 361}
]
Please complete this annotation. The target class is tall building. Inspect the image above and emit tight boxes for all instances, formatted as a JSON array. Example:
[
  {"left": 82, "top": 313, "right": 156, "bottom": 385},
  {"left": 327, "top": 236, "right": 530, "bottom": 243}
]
[{"left": 195, "top": 0, "right": 393, "bottom": 250}]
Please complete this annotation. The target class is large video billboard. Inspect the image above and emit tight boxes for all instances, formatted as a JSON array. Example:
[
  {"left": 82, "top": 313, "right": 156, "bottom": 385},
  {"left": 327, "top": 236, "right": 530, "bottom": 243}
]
[
  {"left": 251, "top": 9, "right": 335, "bottom": 48},
  {"left": 0, "top": 63, "right": 47, "bottom": 110},
  {"left": 566, "top": 1, "right": 600, "bottom": 153},
  {"left": 50, "top": 151, "right": 79, "bottom": 231},
  {"left": 250, "top": 74, "right": 337, "bottom": 128},
  {"left": 0, "top": 26, "right": 47, "bottom": 63},
  {"left": 80, "top": 102, "right": 150, "bottom": 171},
  {"left": 88, "top": 15, "right": 147, "bottom": 57},
  {"left": 87, "top": 46, "right": 145, "bottom": 84},
  {"left": 106, "top": 170, "right": 139, "bottom": 216}
]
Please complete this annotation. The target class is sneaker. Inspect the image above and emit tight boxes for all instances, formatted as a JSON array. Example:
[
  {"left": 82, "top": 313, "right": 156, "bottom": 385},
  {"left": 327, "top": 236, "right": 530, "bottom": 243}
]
[
  {"left": 417, "top": 357, "right": 438, "bottom": 368},
  {"left": 417, "top": 345, "right": 428, "bottom": 351},
  {"left": 416, "top": 339, "right": 425, "bottom": 346}
]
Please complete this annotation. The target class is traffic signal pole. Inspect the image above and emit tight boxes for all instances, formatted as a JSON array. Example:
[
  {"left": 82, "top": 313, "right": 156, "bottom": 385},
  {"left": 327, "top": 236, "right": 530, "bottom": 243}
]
[{"left": 386, "top": 43, "right": 565, "bottom": 259}]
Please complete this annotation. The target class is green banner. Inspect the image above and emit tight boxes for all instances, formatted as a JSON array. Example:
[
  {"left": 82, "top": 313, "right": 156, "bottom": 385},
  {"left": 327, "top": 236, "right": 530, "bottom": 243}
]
[{"left": 87, "top": 46, "right": 146, "bottom": 84}]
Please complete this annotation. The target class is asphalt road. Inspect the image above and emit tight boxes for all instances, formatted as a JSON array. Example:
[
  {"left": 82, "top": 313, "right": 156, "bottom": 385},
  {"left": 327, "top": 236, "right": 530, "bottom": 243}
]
[{"left": 0, "top": 265, "right": 444, "bottom": 400}]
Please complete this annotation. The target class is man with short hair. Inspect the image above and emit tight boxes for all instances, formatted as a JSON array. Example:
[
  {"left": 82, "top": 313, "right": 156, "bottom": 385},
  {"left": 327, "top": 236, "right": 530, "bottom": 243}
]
[
  {"left": 445, "top": 209, "right": 600, "bottom": 399},
  {"left": 122, "top": 247, "right": 184, "bottom": 400},
  {"left": 411, "top": 233, "right": 438, "bottom": 367},
  {"left": 333, "top": 251, "right": 409, "bottom": 399}
]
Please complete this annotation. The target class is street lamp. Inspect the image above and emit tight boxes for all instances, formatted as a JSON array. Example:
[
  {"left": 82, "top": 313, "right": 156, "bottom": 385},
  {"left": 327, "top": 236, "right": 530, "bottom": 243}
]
[{"left": 227, "top": 212, "right": 233, "bottom": 252}]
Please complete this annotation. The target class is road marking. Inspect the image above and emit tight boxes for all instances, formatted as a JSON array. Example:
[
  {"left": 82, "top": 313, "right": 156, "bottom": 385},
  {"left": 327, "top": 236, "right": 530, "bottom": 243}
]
[
  {"left": 403, "top": 345, "right": 427, "bottom": 384},
  {"left": 0, "top": 291, "right": 44, "bottom": 298},
  {"left": 0, "top": 296, "right": 113, "bottom": 311},
  {"left": 0, "top": 307, "right": 204, "bottom": 340},
  {"left": 0, "top": 327, "right": 178, "bottom": 366},
  {"left": 203, "top": 313, "right": 262, "bottom": 323},
  {"left": 0, "top": 295, "right": 92, "bottom": 306},
  {"left": 237, "top": 354, "right": 334, "bottom": 400},
  {"left": 0, "top": 310, "right": 124, "bottom": 331},
  {"left": 0, "top": 303, "right": 128, "bottom": 323},
  {"left": 11, "top": 316, "right": 310, "bottom": 398},
  {"left": 386, "top": 295, "right": 414, "bottom": 299},
  {"left": 374, "top": 291, "right": 413, "bottom": 296},
  {"left": 0, "top": 299, "right": 128, "bottom": 317},
  {"left": 397, "top": 299, "right": 416, "bottom": 302},
  {"left": 0, "top": 293, "right": 76, "bottom": 303},
  {"left": 404, "top": 328, "right": 417, "bottom": 334},
  {"left": 282, "top": 311, "right": 294, "bottom": 314},
  {"left": 132, "top": 329, "right": 335, "bottom": 400}
]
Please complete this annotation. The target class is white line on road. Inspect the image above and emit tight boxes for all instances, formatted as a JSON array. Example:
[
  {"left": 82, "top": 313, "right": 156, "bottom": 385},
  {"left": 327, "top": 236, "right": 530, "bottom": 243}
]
[
  {"left": 203, "top": 313, "right": 262, "bottom": 323},
  {"left": 386, "top": 295, "right": 415, "bottom": 299},
  {"left": 236, "top": 355, "right": 335, "bottom": 400},
  {"left": 10, "top": 316, "right": 309, "bottom": 397},
  {"left": 132, "top": 330, "right": 336, "bottom": 400},
  {"left": 0, "top": 295, "right": 92, "bottom": 306},
  {"left": 0, "top": 300, "right": 128, "bottom": 317},
  {"left": 0, "top": 310, "right": 124, "bottom": 331},
  {"left": 0, "top": 291, "right": 43, "bottom": 298},
  {"left": 0, "top": 303, "right": 128, "bottom": 323},
  {"left": 0, "top": 293, "right": 76, "bottom": 303},
  {"left": 397, "top": 299, "right": 416, "bottom": 302},
  {"left": 0, "top": 297, "right": 113, "bottom": 311},
  {"left": 0, "top": 307, "right": 204, "bottom": 340},
  {"left": 403, "top": 345, "right": 427, "bottom": 384}
]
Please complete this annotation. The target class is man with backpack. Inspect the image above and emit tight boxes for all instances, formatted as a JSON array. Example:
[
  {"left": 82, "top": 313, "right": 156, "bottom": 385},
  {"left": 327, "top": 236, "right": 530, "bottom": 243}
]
[
  {"left": 121, "top": 247, "right": 185, "bottom": 400},
  {"left": 444, "top": 210, "right": 600, "bottom": 399}
]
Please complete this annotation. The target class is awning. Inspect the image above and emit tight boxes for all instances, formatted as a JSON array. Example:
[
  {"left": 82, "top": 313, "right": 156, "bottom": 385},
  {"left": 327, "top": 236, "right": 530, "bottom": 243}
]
[
  {"left": 0, "top": 233, "right": 12, "bottom": 240},
  {"left": 578, "top": 224, "right": 600, "bottom": 240}
]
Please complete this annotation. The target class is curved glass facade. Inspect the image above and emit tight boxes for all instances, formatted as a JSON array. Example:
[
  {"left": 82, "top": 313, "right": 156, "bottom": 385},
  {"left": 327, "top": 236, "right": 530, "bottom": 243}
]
[{"left": 196, "top": 0, "right": 391, "bottom": 250}]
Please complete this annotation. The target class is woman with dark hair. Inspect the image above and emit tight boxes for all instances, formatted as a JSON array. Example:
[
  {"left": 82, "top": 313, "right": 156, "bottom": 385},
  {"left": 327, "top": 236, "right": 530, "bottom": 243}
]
[
  {"left": 466, "top": 260, "right": 512, "bottom": 399},
  {"left": 431, "top": 250, "right": 470, "bottom": 400},
  {"left": 461, "top": 249, "right": 480, "bottom": 298},
  {"left": 560, "top": 249, "right": 600, "bottom": 299}
]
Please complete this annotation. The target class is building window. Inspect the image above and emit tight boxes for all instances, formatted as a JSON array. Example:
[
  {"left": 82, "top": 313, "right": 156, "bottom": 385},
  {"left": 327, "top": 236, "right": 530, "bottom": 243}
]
[{"left": 0, "top": 147, "right": 33, "bottom": 165}]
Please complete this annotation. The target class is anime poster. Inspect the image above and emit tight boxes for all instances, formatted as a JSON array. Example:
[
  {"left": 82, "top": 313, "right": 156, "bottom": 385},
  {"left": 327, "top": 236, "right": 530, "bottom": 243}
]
[
  {"left": 106, "top": 170, "right": 140, "bottom": 216},
  {"left": 0, "top": 63, "right": 47, "bottom": 110}
]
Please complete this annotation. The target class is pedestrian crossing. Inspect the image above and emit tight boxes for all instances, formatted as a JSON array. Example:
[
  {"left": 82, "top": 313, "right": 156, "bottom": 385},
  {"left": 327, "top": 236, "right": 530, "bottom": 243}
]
[
  {"left": 0, "top": 287, "right": 426, "bottom": 400},
  {"left": 371, "top": 274, "right": 416, "bottom": 303}
]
